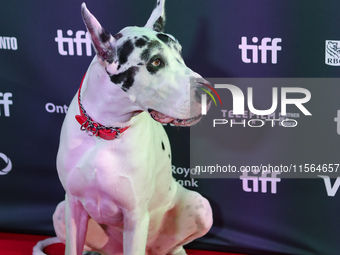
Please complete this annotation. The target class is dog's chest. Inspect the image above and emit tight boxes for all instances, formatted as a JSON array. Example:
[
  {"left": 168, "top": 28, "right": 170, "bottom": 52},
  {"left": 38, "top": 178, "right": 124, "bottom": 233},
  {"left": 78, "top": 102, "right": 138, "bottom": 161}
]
[{"left": 64, "top": 112, "right": 173, "bottom": 223}]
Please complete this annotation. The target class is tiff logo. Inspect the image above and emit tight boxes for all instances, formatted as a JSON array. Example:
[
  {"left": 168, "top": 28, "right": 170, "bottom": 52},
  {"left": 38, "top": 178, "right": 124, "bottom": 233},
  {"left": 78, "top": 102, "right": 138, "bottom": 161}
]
[
  {"left": 0, "top": 92, "right": 13, "bottom": 117},
  {"left": 0, "top": 36, "right": 18, "bottom": 50},
  {"left": 238, "top": 37, "right": 282, "bottom": 64},
  {"left": 55, "top": 30, "right": 92, "bottom": 56},
  {"left": 240, "top": 169, "right": 281, "bottom": 194}
]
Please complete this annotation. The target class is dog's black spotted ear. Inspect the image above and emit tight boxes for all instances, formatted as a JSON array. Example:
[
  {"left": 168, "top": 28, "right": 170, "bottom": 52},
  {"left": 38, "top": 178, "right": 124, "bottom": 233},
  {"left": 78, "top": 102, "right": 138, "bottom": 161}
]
[
  {"left": 81, "top": 3, "right": 116, "bottom": 65},
  {"left": 145, "top": 0, "right": 166, "bottom": 32}
]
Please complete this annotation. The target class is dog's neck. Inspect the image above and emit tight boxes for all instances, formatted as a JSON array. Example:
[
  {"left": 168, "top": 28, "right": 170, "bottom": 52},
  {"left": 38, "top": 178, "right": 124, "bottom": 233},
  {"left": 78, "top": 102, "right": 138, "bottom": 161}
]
[{"left": 79, "top": 57, "right": 142, "bottom": 127}]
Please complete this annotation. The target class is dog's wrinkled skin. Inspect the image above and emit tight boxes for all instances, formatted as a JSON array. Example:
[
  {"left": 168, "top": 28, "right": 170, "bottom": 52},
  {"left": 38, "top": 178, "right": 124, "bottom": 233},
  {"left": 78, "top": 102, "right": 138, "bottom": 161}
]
[{"left": 53, "top": 1, "right": 213, "bottom": 254}]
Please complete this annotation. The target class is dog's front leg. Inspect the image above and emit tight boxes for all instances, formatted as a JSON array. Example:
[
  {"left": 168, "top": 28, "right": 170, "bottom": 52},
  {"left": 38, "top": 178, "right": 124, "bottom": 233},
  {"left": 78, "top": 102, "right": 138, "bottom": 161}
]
[
  {"left": 123, "top": 208, "right": 150, "bottom": 255},
  {"left": 64, "top": 194, "right": 89, "bottom": 255}
]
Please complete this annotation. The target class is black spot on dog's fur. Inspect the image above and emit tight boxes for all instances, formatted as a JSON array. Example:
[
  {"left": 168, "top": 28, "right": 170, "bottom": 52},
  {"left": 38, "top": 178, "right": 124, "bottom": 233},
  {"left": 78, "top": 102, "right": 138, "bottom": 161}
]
[
  {"left": 117, "top": 40, "right": 134, "bottom": 65},
  {"left": 143, "top": 35, "right": 149, "bottom": 41},
  {"left": 110, "top": 66, "right": 139, "bottom": 91},
  {"left": 140, "top": 49, "right": 150, "bottom": 61},
  {"left": 98, "top": 49, "right": 114, "bottom": 64},
  {"left": 173, "top": 45, "right": 182, "bottom": 55},
  {"left": 148, "top": 40, "right": 162, "bottom": 50},
  {"left": 114, "top": 33, "right": 123, "bottom": 40},
  {"left": 135, "top": 38, "right": 147, "bottom": 48},
  {"left": 100, "top": 29, "right": 111, "bottom": 43},
  {"left": 156, "top": 33, "right": 175, "bottom": 46}
]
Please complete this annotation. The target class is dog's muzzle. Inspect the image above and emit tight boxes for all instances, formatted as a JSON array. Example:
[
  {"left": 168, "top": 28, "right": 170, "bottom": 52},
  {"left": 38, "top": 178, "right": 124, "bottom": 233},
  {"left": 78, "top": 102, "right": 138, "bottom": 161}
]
[{"left": 148, "top": 109, "right": 202, "bottom": 127}]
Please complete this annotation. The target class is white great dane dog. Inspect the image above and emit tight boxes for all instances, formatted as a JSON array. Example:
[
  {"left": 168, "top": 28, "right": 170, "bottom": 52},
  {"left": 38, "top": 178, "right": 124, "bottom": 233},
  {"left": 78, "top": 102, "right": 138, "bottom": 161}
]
[{"left": 35, "top": 0, "right": 213, "bottom": 254}]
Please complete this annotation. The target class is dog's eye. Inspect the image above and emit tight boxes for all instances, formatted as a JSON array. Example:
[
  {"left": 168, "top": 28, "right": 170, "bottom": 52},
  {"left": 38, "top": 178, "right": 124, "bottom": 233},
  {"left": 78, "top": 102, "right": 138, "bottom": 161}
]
[
  {"left": 147, "top": 57, "right": 165, "bottom": 74},
  {"left": 151, "top": 58, "right": 162, "bottom": 67}
]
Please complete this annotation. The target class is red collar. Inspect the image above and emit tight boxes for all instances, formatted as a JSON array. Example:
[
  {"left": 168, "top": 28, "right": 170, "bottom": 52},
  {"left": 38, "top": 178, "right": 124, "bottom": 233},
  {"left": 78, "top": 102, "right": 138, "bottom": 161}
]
[{"left": 75, "top": 74, "right": 130, "bottom": 140}]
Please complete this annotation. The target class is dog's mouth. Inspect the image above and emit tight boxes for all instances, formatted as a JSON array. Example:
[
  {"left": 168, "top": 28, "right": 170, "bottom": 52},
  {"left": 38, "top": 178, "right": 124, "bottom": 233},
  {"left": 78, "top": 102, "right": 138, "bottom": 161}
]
[{"left": 148, "top": 109, "right": 202, "bottom": 127}]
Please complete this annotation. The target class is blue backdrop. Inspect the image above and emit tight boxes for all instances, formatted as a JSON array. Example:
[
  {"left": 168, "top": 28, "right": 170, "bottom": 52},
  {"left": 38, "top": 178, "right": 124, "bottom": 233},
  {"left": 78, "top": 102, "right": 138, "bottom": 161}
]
[{"left": 1, "top": 1, "right": 340, "bottom": 254}]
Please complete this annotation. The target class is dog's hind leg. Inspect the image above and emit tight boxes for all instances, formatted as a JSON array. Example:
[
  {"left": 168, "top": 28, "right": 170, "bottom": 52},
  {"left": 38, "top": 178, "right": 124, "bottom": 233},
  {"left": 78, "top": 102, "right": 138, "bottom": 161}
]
[
  {"left": 64, "top": 194, "right": 89, "bottom": 255},
  {"left": 156, "top": 184, "right": 212, "bottom": 255},
  {"left": 172, "top": 187, "right": 212, "bottom": 251}
]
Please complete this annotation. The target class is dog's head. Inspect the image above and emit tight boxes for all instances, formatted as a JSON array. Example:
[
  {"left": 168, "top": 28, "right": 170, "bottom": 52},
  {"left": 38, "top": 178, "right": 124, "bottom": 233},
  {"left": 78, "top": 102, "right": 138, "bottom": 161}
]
[{"left": 81, "top": 0, "right": 210, "bottom": 126}]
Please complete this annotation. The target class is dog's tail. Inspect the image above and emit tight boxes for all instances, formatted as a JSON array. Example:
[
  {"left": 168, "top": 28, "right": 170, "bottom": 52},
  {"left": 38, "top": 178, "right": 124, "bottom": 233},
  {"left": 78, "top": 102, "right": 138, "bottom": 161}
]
[{"left": 32, "top": 237, "right": 61, "bottom": 255}]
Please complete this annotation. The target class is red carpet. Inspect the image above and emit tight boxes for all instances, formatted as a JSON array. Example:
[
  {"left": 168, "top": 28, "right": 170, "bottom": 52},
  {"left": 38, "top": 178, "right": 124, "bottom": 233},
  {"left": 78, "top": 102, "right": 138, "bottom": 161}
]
[{"left": 0, "top": 233, "right": 243, "bottom": 255}]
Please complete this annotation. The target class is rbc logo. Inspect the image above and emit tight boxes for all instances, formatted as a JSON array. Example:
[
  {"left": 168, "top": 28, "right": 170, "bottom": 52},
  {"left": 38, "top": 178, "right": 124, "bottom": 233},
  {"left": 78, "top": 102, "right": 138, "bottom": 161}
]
[
  {"left": 238, "top": 36, "right": 282, "bottom": 64},
  {"left": 325, "top": 40, "right": 340, "bottom": 66},
  {"left": 55, "top": 29, "right": 93, "bottom": 56}
]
